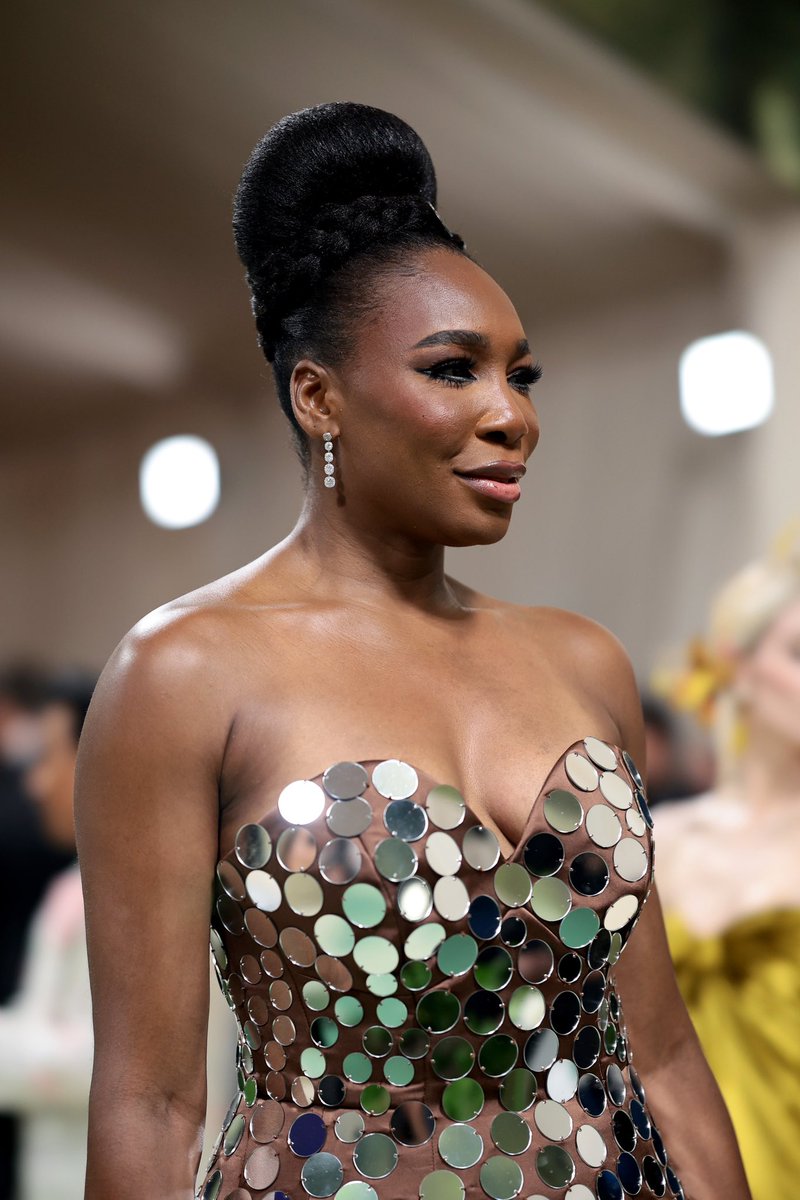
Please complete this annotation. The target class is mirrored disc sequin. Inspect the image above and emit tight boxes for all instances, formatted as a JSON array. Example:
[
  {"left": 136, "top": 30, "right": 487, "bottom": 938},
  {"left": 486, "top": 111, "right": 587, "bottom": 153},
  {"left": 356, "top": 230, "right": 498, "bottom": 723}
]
[
  {"left": 560, "top": 908, "right": 601, "bottom": 949},
  {"left": 362, "top": 1026, "right": 393, "bottom": 1057},
  {"left": 217, "top": 861, "right": 246, "bottom": 901},
  {"left": 319, "top": 838, "right": 362, "bottom": 884},
  {"left": 508, "top": 985, "right": 545, "bottom": 1030},
  {"left": 569, "top": 852, "right": 609, "bottom": 896},
  {"left": 606, "top": 1064, "right": 627, "bottom": 1106},
  {"left": 426, "top": 784, "right": 466, "bottom": 830},
  {"left": 385, "top": 798, "right": 428, "bottom": 841},
  {"left": 501, "top": 915, "right": 527, "bottom": 947},
  {"left": 335, "top": 1111, "right": 365, "bottom": 1143},
  {"left": 536, "top": 1145, "right": 575, "bottom": 1189},
  {"left": 499, "top": 1067, "right": 537, "bottom": 1112},
  {"left": 438, "top": 935, "right": 479, "bottom": 977},
  {"left": 622, "top": 792, "right": 645, "bottom": 832},
  {"left": 518, "top": 939, "right": 554, "bottom": 984},
  {"left": 224, "top": 1114, "right": 246, "bottom": 1156},
  {"left": 597, "top": 1170, "right": 624, "bottom": 1200},
  {"left": 604, "top": 895, "right": 639, "bottom": 931},
  {"left": 480, "top": 1155, "right": 524, "bottom": 1199},
  {"left": 494, "top": 863, "right": 532, "bottom": 907},
  {"left": 235, "top": 824, "right": 272, "bottom": 870},
  {"left": 322, "top": 760, "right": 369, "bottom": 801},
  {"left": 617, "top": 1151, "right": 642, "bottom": 1195},
  {"left": 335, "top": 1184, "right": 378, "bottom": 1200},
  {"left": 478, "top": 1034, "right": 518, "bottom": 1077},
  {"left": 546, "top": 1058, "right": 579, "bottom": 1102},
  {"left": 245, "top": 909, "right": 277, "bottom": 947},
  {"left": 342, "top": 883, "right": 387, "bottom": 928},
  {"left": 599, "top": 772, "right": 633, "bottom": 810},
  {"left": 576, "top": 1123, "right": 607, "bottom": 1167},
  {"left": 419, "top": 1173, "right": 465, "bottom": 1200},
  {"left": 613, "top": 838, "right": 648, "bottom": 883},
  {"left": 432, "top": 1035, "right": 475, "bottom": 1081},
  {"left": 534, "top": 1099, "right": 573, "bottom": 1142},
  {"left": 417, "top": 989, "right": 461, "bottom": 1034},
  {"left": 438, "top": 1123, "right": 484, "bottom": 1169},
  {"left": 491, "top": 1111, "right": 531, "bottom": 1155},
  {"left": 288, "top": 1112, "right": 327, "bottom": 1157},
  {"left": 291, "top": 1075, "right": 315, "bottom": 1107},
  {"left": 243, "top": 1144, "right": 280, "bottom": 1190},
  {"left": 361, "top": 1084, "right": 391, "bottom": 1116},
  {"left": 544, "top": 789, "right": 585, "bottom": 833},
  {"left": 316, "top": 955, "right": 353, "bottom": 993},
  {"left": 315, "top": 915, "right": 356, "bottom": 958},
  {"left": 246, "top": 871, "right": 282, "bottom": 912},
  {"left": 474, "top": 945, "right": 514, "bottom": 991},
  {"left": 375, "top": 838, "right": 418, "bottom": 882},
  {"left": 434, "top": 876, "right": 470, "bottom": 921},
  {"left": 302, "top": 1151, "right": 344, "bottom": 1197},
  {"left": 443, "top": 1077, "right": 485, "bottom": 1120},
  {"left": 425, "top": 831, "right": 462, "bottom": 876},
  {"left": 578, "top": 1073, "right": 606, "bottom": 1117},
  {"left": 372, "top": 759, "right": 418, "bottom": 800},
  {"left": 468, "top": 895, "right": 502, "bottom": 940},
  {"left": 405, "top": 922, "right": 446, "bottom": 961},
  {"left": 531, "top": 877, "right": 572, "bottom": 922},
  {"left": 327, "top": 797, "right": 373, "bottom": 838},
  {"left": 250, "top": 1099, "right": 284, "bottom": 1143},
  {"left": 353, "top": 1132, "right": 398, "bottom": 1179},
  {"left": 277, "top": 826, "right": 317, "bottom": 872},
  {"left": 583, "top": 737, "right": 618, "bottom": 771},
  {"left": 398, "top": 877, "right": 433, "bottom": 922},
  {"left": 384, "top": 1055, "right": 414, "bottom": 1086},
  {"left": 280, "top": 927, "right": 316, "bottom": 967},
  {"left": 462, "top": 825, "right": 501, "bottom": 871},
  {"left": 524, "top": 1028, "right": 559, "bottom": 1072},
  {"left": 585, "top": 805, "right": 622, "bottom": 848},
  {"left": 391, "top": 1101, "right": 436, "bottom": 1147},
  {"left": 564, "top": 753, "right": 599, "bottom": 792},
  {"left": 524, "top": 833, "right": 565, "bottom": 877},
  {"left": 278, "top": 779, "right": 325, "bottom": 825},
  {"left": 285, "top": 872, "right": 324, "bottom": 916}
]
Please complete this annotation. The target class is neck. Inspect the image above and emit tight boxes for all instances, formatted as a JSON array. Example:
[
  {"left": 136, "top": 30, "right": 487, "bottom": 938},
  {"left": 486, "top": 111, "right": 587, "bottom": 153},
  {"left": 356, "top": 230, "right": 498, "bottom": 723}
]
[
  {"left": 279, "top": 487, "right": 466, "bottom": 616},
  {"left": 730, "top": 720, "right": 800, "bottom": 812}
]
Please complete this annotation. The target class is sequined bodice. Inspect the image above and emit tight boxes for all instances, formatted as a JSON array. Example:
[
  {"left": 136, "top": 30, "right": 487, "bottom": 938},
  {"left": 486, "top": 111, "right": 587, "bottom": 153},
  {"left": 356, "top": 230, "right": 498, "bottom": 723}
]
[{"left": 198, "top": 736, "right": 686, "bottom": 1200}]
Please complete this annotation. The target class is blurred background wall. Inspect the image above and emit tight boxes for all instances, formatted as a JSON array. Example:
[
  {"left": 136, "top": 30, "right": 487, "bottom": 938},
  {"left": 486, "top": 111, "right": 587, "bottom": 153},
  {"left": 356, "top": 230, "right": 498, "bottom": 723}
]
[{"left": 4, "top": 0, "right": 800, "bottom": 678}]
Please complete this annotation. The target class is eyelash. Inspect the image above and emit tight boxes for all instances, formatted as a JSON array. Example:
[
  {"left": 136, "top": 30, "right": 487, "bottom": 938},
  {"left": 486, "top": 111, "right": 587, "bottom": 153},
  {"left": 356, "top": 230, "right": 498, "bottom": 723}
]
[{"left": 420, "top": 356, "right": 543, "bottom": 394}]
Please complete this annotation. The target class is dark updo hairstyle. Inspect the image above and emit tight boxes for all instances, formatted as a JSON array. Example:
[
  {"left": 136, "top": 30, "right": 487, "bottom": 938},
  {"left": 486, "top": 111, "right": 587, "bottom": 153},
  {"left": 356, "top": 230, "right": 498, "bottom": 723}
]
[{"left": 233, "top": 101, "right": 468, "bottom": 469}]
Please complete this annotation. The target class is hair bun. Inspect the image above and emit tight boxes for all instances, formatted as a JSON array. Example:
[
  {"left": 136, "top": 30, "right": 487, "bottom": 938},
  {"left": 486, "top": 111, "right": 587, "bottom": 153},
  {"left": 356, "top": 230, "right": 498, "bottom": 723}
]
[{"left": 233, "top": 102, "right": 463, "bottom": 360}]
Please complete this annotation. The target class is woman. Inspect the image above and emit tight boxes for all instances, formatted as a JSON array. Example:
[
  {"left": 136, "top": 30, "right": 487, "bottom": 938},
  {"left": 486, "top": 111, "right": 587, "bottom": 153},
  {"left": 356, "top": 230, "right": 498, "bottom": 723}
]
[
  {"left": 654, "top": 527, "right": 800, "bottom": 1200},
  {"left": 75, "top": 102, "right": 748, "bottom": 1200}
]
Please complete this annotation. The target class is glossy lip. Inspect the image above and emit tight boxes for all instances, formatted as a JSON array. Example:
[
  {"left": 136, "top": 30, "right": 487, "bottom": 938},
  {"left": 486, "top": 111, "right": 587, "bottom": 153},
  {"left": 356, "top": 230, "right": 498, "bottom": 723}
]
[{"left": 453, "top": 460, "right": 527, "bottom": 483}]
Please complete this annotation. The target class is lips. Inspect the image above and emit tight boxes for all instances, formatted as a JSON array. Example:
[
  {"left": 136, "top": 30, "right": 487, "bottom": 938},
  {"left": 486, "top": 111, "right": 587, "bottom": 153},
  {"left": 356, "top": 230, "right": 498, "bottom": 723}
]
[
  {"left": 453, "top": 461, "right": 525, "bottom": 504},
  {"left": 453, "top": 461, "right": 526, "bottom": 484}
]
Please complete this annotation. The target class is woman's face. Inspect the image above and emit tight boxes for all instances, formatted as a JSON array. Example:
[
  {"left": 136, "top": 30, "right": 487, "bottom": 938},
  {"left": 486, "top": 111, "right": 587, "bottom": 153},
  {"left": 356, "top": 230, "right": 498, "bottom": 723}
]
[
  {"left": 737, "top": 596, "right": 800, "bottom": 748},
  {"left": 314, "top": 246, "right": 540, "bottom": 548}
]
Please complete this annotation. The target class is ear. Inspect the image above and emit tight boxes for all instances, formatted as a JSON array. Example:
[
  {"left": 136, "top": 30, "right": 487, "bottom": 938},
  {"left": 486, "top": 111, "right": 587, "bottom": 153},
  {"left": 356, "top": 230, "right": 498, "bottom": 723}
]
[{"left": 290, "top": 359, "right": 342, "bottom": 441}]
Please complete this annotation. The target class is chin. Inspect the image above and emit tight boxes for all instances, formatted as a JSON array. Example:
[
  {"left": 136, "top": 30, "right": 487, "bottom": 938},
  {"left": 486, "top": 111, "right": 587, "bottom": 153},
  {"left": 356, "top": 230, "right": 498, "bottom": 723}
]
[{"left": 441, "top": 514, "right": 514, "bottom": 548}]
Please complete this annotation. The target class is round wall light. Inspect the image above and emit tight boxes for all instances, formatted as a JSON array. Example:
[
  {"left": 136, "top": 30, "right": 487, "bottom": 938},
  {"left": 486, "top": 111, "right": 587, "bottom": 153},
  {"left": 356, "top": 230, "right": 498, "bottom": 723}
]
[
  {"left": 679, "top": 331, "right": 773, "bottom": 436},
  {"left": 139, "top": 435, "right": 220, "bottom": 529}
]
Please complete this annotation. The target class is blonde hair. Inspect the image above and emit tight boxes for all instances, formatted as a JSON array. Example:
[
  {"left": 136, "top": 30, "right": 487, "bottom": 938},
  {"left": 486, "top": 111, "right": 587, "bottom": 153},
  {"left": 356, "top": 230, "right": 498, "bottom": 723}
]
[{"left": 652, "top": 518, "right": 800, "bottom": 784}]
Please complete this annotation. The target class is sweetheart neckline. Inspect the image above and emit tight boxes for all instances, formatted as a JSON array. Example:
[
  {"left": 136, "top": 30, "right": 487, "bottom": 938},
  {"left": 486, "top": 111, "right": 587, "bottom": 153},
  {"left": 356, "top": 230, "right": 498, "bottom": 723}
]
[{"left": 221, "top": 732, "right": 637, "bottom": 868}]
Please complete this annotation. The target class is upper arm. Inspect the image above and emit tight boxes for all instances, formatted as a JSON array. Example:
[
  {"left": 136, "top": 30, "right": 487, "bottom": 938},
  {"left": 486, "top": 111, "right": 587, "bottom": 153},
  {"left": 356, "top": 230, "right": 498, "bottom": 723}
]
[{"left": 74, "top": 610, "right": 231, "bottom": 1123}]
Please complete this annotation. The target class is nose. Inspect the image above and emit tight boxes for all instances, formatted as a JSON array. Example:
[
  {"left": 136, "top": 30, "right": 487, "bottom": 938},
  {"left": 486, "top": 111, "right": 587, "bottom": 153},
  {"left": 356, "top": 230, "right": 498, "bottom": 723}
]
[{"left": 475, "top": 386, "right": 538, "bottom": 451}]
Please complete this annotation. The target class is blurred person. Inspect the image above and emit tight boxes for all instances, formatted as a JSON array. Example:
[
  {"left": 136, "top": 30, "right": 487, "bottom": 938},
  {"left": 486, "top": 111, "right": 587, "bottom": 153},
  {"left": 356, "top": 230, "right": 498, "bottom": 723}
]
[
  {"left": 76, "top": 102, "right": 748, "bottom": 1200},
  {"left": 653, "top": 522, "right": 800, "bottom": 1200},
  {"left": 0, "top": 672, "right": 95, "bottom": 1200},
  {"left": 0, "top": 668, "right": 74, "bottom": 1200},
  {"left": 640, "top": 691, "right": 705, "bottom": 806}
]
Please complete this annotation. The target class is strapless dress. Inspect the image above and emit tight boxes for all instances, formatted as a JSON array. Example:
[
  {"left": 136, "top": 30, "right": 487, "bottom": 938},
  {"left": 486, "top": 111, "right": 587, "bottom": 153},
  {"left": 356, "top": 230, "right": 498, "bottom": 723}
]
[
  {"left": 668, "top": 905, "right": 800, "bottom": 1200},
  {"left": 197, "top": 736, "right": 686, "bottom": 1200}
]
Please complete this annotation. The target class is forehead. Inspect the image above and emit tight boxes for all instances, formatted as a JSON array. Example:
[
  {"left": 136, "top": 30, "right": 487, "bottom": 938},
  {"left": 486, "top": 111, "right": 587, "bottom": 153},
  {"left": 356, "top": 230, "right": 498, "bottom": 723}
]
[{"left": 368, "top": 247, "right": 526, "bottom": 352}]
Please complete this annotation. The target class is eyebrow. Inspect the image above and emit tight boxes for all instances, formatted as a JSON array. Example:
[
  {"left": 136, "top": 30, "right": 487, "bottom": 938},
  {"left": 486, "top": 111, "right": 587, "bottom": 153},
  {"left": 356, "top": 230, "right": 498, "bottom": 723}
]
[{"left": 412, "top": 329, "right": 531, "bottom": 358}]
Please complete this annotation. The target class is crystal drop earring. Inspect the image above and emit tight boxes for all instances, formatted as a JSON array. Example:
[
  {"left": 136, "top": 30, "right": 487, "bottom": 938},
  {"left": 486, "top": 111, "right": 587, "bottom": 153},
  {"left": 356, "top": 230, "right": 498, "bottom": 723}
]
[{"left": 322, "top": 431, "right": 336, "bottom": 488}]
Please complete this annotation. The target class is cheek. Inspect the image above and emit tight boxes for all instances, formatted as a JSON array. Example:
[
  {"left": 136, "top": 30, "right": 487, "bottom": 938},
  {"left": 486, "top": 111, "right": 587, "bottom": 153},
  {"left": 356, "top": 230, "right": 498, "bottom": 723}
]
[{"left": 750, "top": 652, "right": 800, "bottom": 711}]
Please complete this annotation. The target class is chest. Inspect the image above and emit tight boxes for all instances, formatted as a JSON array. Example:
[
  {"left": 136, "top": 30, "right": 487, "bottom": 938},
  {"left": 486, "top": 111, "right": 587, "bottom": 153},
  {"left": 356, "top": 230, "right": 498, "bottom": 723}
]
[{"left": 219, "top": 621, "right": 617, "bottom": 858}]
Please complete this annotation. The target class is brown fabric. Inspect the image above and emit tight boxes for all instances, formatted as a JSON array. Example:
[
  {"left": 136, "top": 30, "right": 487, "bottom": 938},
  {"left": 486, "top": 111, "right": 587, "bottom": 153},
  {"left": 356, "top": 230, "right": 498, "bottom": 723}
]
[{"left": 199, "top": 738, "right": 683, "bottom": 1200}]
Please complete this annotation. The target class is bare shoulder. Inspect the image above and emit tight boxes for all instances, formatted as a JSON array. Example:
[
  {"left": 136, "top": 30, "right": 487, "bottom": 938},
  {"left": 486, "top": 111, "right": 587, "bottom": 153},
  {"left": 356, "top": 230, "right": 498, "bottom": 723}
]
[
  {"left": 86, "top": 557, "right": 274, "bottom": 751},
  {"left": 447, "top": 581, "right": 644, "bottom": 754}
]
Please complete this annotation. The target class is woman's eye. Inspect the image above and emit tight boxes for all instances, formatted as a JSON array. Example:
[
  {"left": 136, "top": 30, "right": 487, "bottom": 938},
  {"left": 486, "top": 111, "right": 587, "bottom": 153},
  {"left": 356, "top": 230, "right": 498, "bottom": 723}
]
[
  {"left": 510, "top": 362, "right": 543, "bottom": 395},
  {"left": 419, "top": 357, "right": 477, "bottom": 387}
]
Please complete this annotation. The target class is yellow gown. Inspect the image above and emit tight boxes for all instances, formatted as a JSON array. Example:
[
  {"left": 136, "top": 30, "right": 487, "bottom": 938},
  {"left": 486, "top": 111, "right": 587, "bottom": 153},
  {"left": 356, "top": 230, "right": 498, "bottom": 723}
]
[{"left": 666, "top": 907, "right": 800, "bottom": 1200}]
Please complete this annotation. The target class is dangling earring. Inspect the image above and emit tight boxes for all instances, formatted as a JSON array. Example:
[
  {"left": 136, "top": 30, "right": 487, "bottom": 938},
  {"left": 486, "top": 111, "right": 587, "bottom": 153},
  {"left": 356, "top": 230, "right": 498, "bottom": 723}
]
[{"left": 323, "top": 431, "right": 336, "bottom": 488}]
